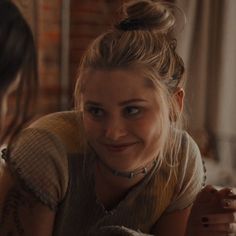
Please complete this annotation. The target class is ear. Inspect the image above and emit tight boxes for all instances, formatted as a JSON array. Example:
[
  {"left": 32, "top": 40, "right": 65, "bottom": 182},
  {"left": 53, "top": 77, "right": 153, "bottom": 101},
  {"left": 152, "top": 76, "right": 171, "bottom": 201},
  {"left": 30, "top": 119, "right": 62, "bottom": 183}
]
[{"left": 173, "top": 87, "right": 185, "bottom": 113}]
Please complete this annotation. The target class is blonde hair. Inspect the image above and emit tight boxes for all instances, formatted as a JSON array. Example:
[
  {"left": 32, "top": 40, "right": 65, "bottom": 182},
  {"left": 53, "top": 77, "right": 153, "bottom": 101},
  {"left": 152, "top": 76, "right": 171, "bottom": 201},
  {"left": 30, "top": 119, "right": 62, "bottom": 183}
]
[{"left": 75, "top": 0, "right": 186, "bottom": 178}]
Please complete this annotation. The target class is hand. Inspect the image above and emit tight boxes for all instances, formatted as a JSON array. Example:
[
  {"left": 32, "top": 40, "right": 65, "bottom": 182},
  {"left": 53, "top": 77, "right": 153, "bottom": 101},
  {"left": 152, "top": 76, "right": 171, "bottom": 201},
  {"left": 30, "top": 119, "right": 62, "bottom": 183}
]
[
  {"left": 89, "top": 225, "right": 153, "bottom": 236},
  {"left": 186, "top": 185, "right": 236, "bottom": 236}
]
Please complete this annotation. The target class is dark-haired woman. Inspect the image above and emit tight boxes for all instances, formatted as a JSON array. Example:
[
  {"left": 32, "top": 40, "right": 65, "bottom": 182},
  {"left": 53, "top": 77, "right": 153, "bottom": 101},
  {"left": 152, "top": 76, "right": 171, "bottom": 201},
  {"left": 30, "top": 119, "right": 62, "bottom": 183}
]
[
  {"left": 0, "top": 0, "right": 38, "bottom": 144},
  {"left": 0, "top": 0, "right": 38, "bottom": 235}
]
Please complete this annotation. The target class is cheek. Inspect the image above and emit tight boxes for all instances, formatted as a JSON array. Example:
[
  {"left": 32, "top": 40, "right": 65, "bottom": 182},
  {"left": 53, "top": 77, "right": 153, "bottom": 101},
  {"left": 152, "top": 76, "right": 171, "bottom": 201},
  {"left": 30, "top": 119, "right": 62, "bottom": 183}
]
[
  {"left": 133, "top": 118, "right": 162, "bottom": 159},
  {"left": 83, "top": 116, "right": 101, "bottom": 139},
  {"left": 134, "top": 113, "right": 162, "bottom": 141}
]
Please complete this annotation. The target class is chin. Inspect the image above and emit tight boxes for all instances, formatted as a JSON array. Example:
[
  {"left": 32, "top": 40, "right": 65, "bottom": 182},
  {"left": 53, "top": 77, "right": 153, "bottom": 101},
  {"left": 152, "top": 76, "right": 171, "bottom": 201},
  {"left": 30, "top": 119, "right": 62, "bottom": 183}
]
[{"left": 101, "top": 154, "right": 143, "bottom": 171}]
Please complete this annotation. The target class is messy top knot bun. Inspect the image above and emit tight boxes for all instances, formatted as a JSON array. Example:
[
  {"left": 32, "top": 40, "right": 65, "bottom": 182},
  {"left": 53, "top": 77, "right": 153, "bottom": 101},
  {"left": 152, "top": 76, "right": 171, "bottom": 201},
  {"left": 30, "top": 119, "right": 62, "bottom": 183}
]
[{"left": 116, "top": 0, "right": 175, "bottom": 33}]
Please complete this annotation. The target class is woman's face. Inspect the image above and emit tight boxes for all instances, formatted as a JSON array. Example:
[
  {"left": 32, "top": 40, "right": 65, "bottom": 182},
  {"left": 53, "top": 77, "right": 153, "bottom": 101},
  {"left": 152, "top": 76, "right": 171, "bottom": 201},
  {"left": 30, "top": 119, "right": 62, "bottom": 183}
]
[{"left": 82, "top": 69, "right": 165, "bottom": 172}]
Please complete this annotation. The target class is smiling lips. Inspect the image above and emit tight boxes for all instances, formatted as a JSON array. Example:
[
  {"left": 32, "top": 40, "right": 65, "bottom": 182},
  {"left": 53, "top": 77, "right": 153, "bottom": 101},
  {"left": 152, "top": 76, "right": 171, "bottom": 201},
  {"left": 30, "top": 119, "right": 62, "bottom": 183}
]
[{"left": 102, "top": 142, "right": 138, "bottom": 152}]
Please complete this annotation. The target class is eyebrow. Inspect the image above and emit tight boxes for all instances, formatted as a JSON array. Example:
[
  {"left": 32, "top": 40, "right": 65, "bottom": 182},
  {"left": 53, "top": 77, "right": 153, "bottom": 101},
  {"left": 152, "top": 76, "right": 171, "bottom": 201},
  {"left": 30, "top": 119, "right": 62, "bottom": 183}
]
[
  {"left": 118, "top": 99, "right": 148, "bottom": 106},
  {"left": 84, "top": 99, "right": 148, "bottom": 107},
  {"left": 84, "top": 101, "right": 102, "bottom": 106}
]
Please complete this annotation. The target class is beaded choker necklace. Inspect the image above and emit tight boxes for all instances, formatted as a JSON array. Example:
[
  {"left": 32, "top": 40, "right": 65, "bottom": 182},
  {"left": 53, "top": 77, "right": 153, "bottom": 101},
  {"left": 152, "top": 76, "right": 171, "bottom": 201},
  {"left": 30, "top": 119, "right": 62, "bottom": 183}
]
[{"left": 97, "top": 157, "right": 158, "bottom": 179}]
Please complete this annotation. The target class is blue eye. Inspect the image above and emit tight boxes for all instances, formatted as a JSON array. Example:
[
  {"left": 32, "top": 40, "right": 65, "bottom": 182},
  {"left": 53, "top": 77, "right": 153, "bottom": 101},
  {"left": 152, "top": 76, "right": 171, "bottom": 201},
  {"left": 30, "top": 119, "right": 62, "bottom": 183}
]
[
  {"left": 85, "top": 106, "right": 104, "bottom": 118},
  {"left": 124, "top": 106, "right": 140, "bottom": 116}
]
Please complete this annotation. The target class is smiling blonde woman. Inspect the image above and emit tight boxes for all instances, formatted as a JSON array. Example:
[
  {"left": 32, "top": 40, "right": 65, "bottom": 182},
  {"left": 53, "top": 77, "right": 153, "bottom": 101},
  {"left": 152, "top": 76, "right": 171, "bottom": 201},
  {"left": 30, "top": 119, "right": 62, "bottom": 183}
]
[{"left": 1, "top": 0, "right": 236, "bottom": 236}]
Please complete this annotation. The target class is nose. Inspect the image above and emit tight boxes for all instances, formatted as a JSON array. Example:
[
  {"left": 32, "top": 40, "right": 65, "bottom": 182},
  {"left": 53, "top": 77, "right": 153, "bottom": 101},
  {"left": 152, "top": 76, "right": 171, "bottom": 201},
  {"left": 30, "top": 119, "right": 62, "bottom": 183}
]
[{"left": 104, "top": 116, "right": 127, "bottom": 141}]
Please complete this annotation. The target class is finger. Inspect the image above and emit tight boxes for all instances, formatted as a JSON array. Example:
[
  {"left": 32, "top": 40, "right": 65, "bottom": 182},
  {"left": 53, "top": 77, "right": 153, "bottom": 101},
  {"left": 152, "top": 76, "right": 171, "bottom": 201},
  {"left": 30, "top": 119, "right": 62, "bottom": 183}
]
[
  {"left": 222, "top": 199, "right": 236, "bottom": 210},
  {"left": 202, "top": 223, "right": 236, "bottom": 234},
  {"left": 227, "top": 194, "right": 236, "bottom": 199},
  {"left": 219, "top": 188, "right": 236, "bottom": 198},
  {"left": 219, "top": 187, "right": 233, "bottom": 194},
  {"left": 201, "top": 212, "right": 236, "bottom": 224},
  {"left": 196, "top": 185, "right": 219, "bottom": 203},
  {"left": 198, "top": 230, "right": 235, "bottom": 236},
  {"left": 202, "top": 185, "right": 218, "bottom": 194}
]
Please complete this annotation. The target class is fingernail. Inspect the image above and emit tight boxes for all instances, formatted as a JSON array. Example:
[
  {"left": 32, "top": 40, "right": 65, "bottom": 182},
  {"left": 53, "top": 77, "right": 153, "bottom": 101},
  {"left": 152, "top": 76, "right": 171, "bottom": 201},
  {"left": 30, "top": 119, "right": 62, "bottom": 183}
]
[
  {"left": 222, "top": 199, "right": 232, "bottom": 208},
  {"left": 229, "top": 188, "right": 234, "bottom": 193},
  {"left": 201, "top": 217, "right": 209, "bottom": 223},
  {"left": 225, "top": 189, "right": 235, "bottom": 196}
]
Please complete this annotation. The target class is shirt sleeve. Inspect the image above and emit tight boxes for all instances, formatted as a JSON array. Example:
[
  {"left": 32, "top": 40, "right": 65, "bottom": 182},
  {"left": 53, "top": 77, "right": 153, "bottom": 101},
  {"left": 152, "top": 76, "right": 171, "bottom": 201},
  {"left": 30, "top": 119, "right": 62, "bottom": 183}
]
[
  {"left": 2, "top": 128, "right": 69, "bottom": 211},
  {"left": 165, "top": 131, "right": 206, "bottom": 212}
]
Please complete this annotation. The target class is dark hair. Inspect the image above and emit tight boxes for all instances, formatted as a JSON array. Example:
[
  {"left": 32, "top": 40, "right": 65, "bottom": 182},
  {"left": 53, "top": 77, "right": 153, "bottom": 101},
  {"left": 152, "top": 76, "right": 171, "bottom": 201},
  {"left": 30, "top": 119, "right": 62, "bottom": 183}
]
[{"left": 0, "top": 0, "right": 38, "bottom": 144}]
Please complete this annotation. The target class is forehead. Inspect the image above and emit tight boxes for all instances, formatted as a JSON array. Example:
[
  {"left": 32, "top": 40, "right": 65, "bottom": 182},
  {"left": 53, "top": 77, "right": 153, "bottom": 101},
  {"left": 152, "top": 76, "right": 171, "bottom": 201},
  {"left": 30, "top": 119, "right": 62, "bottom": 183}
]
[{"left": 82, "top": 69, "right": 155, "bottom": 100}]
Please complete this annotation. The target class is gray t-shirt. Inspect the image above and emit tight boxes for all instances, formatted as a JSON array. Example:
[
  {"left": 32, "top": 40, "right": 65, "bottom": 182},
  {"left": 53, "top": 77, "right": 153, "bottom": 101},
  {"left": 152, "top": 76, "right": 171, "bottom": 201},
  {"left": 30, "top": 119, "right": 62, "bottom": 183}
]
[{"left": 2, "top": 111, "right": 205, "bottom": 235}]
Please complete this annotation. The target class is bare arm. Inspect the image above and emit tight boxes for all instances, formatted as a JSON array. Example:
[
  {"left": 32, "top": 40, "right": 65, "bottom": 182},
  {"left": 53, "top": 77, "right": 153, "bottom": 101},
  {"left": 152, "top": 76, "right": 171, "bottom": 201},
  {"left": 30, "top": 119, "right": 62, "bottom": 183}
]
[
  {"left": 151, "top": 207, "right": 191, "bottom": 236},
  {"left": 0, "top": 159, "right": 55, "bottom": 236}
]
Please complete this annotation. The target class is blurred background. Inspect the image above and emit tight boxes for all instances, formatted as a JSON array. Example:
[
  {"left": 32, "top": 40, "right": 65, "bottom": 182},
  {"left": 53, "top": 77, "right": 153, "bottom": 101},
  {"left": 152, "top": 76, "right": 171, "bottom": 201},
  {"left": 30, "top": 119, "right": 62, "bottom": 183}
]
[{"left": 10, "top": 0, "right": 236, "bottom": 186}]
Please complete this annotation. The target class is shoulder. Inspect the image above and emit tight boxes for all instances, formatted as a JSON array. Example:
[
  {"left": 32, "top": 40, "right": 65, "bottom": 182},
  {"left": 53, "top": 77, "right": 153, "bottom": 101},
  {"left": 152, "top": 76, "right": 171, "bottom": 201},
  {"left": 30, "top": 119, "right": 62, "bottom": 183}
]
[
  {"left": 2, "top": 124, "right": 71, "bottom": 209},
  {"left": 172, "top": 129, "right": 202, "bottom": 165},
  {"left": 176, "top": 129, "right": 203, "bottom": 179},
  {"left": 31, "top": 110, "right": 79, "bottom": 128},
  {"left": 164, "top": 130, "right": 205, "bottom": 212},
  {"left": 180, "top": 130, "right": 201, "bottom": 155},
  {"left": 166, "top": 129, "right": 202, "bottom": 174},
  {"left": 0, "top": 112, "right": 81, "bottom": 211},
  {"left": 30, "top": 111, "right": 81, "bottom": 153}
]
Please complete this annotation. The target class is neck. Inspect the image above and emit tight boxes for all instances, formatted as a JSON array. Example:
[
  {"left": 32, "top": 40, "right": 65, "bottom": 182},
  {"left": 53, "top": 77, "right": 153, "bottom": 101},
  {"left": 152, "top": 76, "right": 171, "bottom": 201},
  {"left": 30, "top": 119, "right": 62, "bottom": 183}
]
[
  {"left": 94, "top": 162, "right": 142, "bottom": 209},
  {"left": 95, "top": 158, "right": 157, "bottom": 191},
  {"left": 98, "top": 157, "right": 157, "bottom": 179},
  {"left": 94, "top": 159, "right": 158, "bottom": 210}
]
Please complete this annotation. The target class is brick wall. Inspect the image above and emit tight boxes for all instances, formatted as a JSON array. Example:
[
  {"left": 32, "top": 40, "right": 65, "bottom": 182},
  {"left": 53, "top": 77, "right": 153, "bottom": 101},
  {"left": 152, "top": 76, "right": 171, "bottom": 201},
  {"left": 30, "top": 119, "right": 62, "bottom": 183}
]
[
  {"left": 12, "top": 0, "right": 126, "bottom": 116},
  {"left": 37, "top": 0, "right": 62, "bottom": 114},
  {"left": 69, "top": 0, "right": 123, "bottom": 106},
  {"left": 12, "top": 0, "right": 62, "bottom": 117}
]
